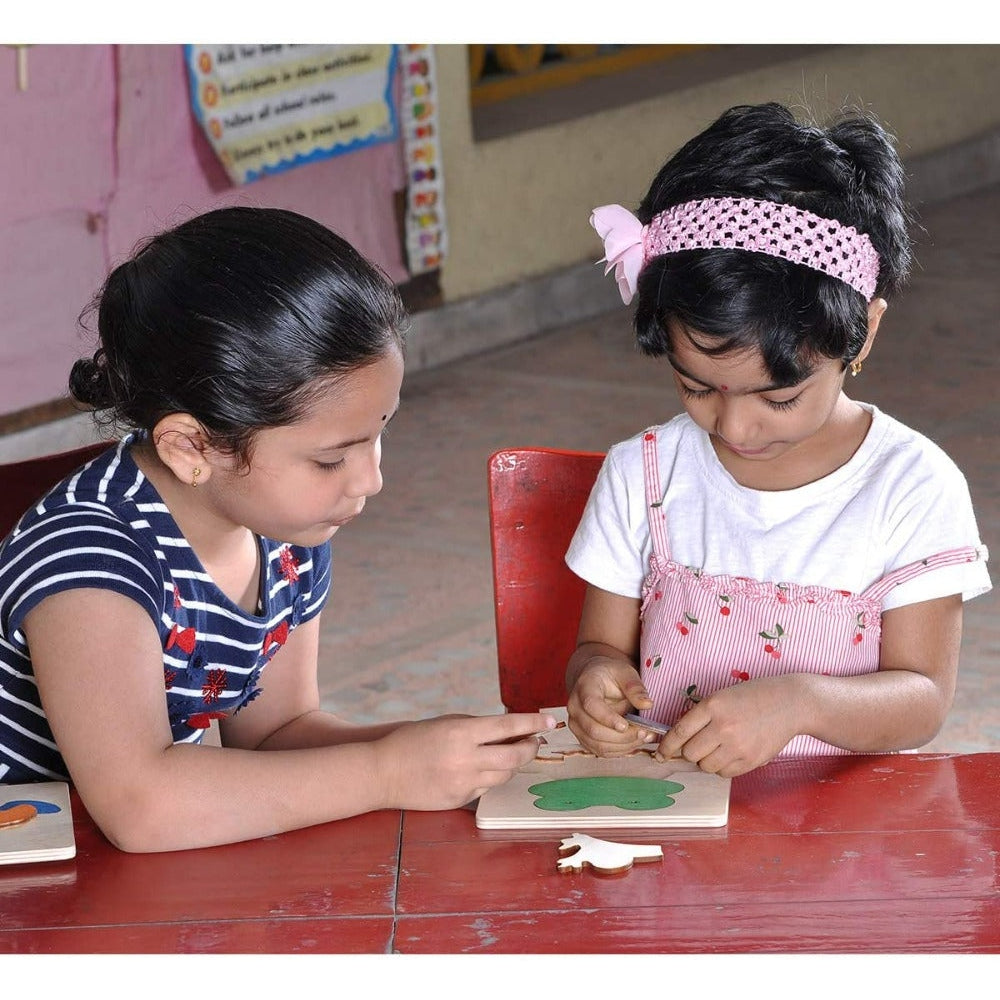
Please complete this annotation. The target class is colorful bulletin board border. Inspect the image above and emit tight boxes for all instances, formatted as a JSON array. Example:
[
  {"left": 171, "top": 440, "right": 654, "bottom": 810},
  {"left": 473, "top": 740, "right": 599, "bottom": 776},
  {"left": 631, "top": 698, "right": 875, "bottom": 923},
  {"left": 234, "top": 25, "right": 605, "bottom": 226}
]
[
  {"left": 400, "top": 44, "right": 447, "bottom": 276},
  {"left": 185, "top": 44, "right": 399, "bottom": 185}
]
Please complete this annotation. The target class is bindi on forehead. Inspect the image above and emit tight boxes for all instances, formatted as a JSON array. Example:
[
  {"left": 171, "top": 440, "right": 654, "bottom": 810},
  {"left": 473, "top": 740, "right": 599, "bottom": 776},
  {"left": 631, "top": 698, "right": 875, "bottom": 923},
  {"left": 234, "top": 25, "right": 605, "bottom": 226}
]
[{"left": 719, "top": 385, "right": 729, "bottom": 392}]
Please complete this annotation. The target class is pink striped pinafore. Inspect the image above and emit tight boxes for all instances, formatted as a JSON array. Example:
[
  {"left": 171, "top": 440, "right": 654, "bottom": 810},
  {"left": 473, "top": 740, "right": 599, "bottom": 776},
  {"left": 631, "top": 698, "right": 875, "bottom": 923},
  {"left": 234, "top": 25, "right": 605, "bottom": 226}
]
[{"left": 635, "top": 429, "right": 982, "bottom": 757}]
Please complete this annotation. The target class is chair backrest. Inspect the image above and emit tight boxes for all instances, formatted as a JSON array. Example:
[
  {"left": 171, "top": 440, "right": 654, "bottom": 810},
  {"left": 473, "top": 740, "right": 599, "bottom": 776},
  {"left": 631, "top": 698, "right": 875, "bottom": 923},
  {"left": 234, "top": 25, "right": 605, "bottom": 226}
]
[
  {"left": 0, "top": 441, "right": 112, "bottom": 539},
  {"left": 487, "top": 447, "right": 605, "bottom": 713}
]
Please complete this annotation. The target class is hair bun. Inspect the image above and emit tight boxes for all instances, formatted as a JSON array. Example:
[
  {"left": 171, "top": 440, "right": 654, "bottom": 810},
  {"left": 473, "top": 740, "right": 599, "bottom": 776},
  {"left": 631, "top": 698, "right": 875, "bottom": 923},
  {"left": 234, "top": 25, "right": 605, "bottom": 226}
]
[{"left": 68, "top": 351, "right": 114, "bottom": 409}]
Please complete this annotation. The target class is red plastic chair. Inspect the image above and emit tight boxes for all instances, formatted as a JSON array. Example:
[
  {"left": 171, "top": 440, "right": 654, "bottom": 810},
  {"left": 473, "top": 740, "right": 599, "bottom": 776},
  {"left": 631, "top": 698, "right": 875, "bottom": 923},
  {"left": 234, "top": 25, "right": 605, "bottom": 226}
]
[
  {"left": 0, "top": 440, "right": 112, "bottom": 538},
  {"left": 487, "top": 447, "right": 605, "bottom": 713}
]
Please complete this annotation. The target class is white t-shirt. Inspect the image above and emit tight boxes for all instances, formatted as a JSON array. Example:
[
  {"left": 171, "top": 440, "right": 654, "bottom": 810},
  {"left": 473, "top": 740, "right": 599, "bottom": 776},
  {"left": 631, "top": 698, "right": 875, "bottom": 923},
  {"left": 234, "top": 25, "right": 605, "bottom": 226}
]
[{"left": 566, "top": 405, "right": 991, "bottom": 612}]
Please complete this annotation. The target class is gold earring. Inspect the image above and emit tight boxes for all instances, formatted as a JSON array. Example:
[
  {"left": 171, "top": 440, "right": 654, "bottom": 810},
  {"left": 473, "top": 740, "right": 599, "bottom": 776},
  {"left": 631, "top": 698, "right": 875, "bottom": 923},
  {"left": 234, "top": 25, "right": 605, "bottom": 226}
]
[
  {"left": 191, "top": 467, "right": 202, "bottom": 488},
  {"left": 850, "top": 360, "right": 863, "bottom": 377}
]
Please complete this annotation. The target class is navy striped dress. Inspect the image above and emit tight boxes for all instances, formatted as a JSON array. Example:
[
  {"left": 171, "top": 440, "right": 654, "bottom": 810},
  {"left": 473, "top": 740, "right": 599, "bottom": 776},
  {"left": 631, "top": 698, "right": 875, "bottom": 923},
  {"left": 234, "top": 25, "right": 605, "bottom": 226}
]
[{"left": 0, "top": 435, "right": 332, "bottom": 784}]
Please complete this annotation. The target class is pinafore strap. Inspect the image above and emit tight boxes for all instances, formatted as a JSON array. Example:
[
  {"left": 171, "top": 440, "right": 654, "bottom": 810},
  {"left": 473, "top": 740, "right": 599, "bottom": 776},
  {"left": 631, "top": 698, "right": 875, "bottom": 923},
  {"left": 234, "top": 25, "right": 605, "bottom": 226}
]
[
  {"left": 860, "top": 545, "right": 989, "bottom": 603},
  {"left": 641, "top": 429, "right": 671, "bottom": 561}
]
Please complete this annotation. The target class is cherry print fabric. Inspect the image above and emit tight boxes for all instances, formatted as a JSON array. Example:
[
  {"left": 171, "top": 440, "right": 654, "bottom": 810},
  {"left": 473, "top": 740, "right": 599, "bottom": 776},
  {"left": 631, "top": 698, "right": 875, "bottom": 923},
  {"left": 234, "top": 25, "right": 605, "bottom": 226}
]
[{"left": 635, "top": 429, "right": 985, "bottom": 756}]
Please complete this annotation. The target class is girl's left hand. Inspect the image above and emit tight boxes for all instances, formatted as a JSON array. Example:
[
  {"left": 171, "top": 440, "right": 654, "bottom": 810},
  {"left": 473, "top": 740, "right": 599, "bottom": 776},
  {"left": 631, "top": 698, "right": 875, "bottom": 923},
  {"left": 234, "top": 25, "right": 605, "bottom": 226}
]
[{"left": 655, "top": 674, "right": 803, "bottom": 777}]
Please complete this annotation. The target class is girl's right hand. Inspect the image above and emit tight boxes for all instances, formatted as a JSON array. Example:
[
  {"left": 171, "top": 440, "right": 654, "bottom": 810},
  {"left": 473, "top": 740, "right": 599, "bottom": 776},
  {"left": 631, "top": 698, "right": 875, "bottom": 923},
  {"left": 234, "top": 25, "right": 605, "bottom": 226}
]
[
  {"left": 567, "top": 654, "right": 653, "bottom": 756},
  {"left": 373, "top": 712, "right": 557, "bottom": 810}
]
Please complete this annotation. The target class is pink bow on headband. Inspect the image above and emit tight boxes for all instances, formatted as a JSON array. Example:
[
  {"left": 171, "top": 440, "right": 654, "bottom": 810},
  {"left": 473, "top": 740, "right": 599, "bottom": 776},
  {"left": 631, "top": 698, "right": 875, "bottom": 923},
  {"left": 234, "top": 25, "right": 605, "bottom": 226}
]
[
  {"left": 590, "top": 204, "right": 646, "bottom": 305},
  {"left": 591, "top": 197, "right": 880, "bottom": 303}
]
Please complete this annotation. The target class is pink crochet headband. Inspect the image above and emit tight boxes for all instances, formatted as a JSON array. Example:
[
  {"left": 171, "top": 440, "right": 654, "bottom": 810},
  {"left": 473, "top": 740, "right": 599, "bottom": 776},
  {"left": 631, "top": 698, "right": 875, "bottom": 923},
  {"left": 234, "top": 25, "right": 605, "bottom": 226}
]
[{"left": 591, "top": 197, "right": 880, "bottom": 305}]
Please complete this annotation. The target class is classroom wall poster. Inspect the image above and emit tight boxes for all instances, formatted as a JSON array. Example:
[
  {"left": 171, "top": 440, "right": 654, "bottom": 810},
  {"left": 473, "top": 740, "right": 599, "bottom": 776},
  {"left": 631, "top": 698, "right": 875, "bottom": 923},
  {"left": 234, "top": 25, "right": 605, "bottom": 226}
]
[
  {"left": 184, "top": 44, "right": 399, "bottom": 185},
  {"left": 399, "top": 44, "right": 447, "bottom": 276}
]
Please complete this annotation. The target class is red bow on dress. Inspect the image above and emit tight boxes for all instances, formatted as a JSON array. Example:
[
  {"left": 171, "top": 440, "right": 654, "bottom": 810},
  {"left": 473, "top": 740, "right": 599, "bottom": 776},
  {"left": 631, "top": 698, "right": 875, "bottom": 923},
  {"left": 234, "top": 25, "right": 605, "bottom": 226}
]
[{"left": 166, "top": 625, "right": 197, "bottom": 654}]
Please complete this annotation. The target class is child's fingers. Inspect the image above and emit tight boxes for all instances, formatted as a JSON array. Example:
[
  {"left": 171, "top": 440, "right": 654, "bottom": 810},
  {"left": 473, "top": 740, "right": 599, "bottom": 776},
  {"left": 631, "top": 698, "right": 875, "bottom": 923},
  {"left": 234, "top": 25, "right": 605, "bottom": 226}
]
[
  {"left": 571, "top": 712, "right": 652, "bottom": 759},
  {"left": 479, "top": 733, "right": 547, "bottom": 772},
  {"left": 622, "top": 681, "right": 654, "bottom": 711},
  {"left": 577, "top": 693, "right": 634, "bottom": 735},
  {"left": 481, "top": 712, "right": 558, "bottom": 745},
  {"left": 622, "top": 713, "right": 670, "bottom": 744},
  {"left": 655, "top": 707, "right": 710, "bottom": 760},
  {"left": 505, "top": 711, "right": 559, "bottom": 734}
]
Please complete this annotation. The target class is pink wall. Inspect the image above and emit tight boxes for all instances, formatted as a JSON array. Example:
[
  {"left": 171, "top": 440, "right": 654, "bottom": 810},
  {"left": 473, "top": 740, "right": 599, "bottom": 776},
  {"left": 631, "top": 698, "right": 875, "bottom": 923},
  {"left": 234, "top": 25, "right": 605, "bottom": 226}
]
[{"left": 0, "top": 44, "right": 408, "bottom": 417}]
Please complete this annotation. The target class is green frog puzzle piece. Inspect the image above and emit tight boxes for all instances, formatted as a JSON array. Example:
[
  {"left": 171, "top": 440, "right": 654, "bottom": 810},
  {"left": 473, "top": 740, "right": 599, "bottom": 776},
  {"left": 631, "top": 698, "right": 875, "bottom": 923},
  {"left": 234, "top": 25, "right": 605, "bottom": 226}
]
[{"left": 527, "top": 776, "right": 686, "bottom": 812}]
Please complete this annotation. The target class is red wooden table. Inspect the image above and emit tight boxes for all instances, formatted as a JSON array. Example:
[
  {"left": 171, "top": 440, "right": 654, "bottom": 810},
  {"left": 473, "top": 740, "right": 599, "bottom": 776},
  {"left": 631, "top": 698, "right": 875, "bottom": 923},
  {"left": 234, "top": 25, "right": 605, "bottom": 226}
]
[
  {"left": 0, "top": 801, "right": 402, "bottom": 953},
  {"left": 3, "top": 753, "right": 999, "bottom": 954}
]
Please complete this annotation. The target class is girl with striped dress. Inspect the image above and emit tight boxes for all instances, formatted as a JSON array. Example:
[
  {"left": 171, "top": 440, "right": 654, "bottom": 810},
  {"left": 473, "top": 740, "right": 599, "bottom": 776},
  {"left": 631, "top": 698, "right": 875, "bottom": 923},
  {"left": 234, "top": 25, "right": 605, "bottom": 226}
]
[{"left": 0, "top": 207, "right": 553, "bottom": 851}]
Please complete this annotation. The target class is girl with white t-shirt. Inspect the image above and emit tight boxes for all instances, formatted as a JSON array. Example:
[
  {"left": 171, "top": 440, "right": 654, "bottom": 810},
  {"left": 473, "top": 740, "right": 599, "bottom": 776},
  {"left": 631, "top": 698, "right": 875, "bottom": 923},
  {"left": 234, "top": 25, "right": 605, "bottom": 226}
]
[{"left": 565, "top": 103, "right": 991, "bottom": 777}]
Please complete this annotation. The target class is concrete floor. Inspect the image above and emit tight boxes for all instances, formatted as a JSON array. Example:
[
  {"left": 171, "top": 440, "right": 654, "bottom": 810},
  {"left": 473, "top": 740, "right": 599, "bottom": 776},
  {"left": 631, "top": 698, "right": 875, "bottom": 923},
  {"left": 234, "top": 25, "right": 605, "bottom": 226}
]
[
  {"left": 1, "top": 185, "right": 997, "bottom": 753},
  {"left": 318, "top": 184, "right": 1000, "bottom": 753}
]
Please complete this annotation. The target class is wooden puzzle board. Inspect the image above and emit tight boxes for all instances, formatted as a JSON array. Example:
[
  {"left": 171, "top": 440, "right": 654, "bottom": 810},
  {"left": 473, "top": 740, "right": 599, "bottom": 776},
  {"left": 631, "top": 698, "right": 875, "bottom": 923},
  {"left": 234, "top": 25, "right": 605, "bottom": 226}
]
[
  {"left": 0, "top": 782, "right": 76, "bottom": 865},
  {"left": 477, "top": 714, "right": 730, "bottom": 830}
]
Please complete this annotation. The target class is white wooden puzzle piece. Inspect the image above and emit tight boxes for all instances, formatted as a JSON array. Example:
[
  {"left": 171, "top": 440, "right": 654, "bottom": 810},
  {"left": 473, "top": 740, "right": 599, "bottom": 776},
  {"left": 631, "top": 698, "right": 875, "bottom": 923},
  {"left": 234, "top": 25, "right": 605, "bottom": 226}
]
[{"left": 556, "top": 832, "right": 663, "bottom": 874}]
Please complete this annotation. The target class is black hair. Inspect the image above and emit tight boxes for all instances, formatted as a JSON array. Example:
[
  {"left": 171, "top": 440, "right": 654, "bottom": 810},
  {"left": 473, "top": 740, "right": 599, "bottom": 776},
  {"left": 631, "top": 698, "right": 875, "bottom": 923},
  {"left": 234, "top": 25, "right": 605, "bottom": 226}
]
[
  {"left": 632, "top": 102, "right": 913, "bottom": 384},
  {"left": 70, "top": 206, "right": 408, "bottom": 465}
]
